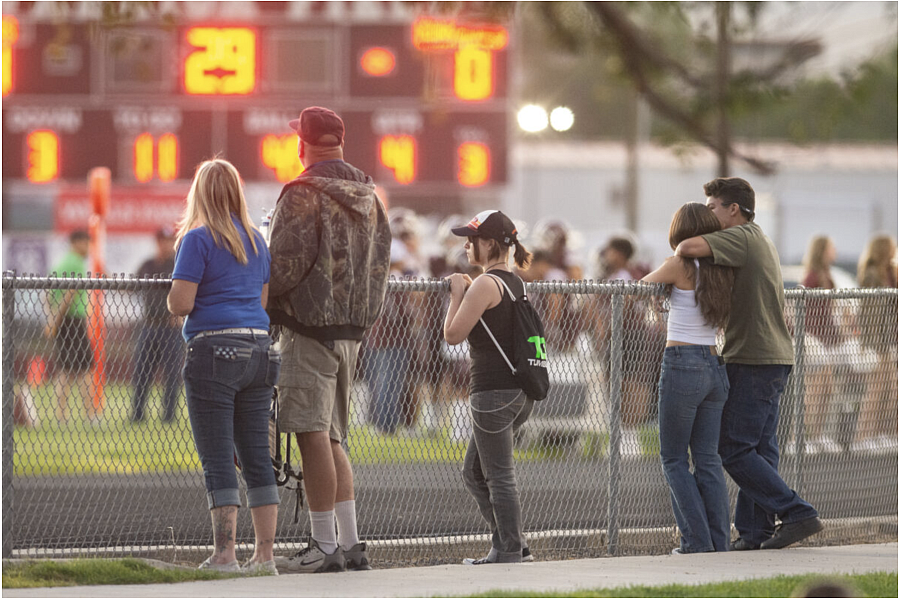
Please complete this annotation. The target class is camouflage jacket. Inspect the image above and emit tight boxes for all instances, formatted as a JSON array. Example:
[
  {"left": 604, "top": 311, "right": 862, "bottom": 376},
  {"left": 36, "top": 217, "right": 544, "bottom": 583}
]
[{"left": 268, "top": 160, "right": 391, "bottom": 340}]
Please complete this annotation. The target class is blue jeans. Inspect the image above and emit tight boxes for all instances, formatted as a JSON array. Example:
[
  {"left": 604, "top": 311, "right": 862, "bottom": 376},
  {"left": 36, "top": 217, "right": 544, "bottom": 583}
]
[
  {"left": 658, "top": 346, "right": 731, "bottom": 553},
  {"left": 131, "top": 325, "right": 183, "bottom": 422},
  {"left": 463, "top": 389, "right": 534, "bottom": 562},
  {"left": 719, "top": 364, "right": 818, "bottom": 545},
  {"left": 365, "top": 347, "right": 409, "bottom": 434},
  {"left": 183, "top": 333, "right": 281, "bottom": 510}
]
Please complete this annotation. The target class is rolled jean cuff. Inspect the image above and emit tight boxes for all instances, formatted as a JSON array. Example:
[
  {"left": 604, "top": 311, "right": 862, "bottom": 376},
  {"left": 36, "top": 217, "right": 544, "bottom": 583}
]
[
  {"left": 207, "top": 488, "right": 241, "bottom": 510},
  {"left": 246, "top": 484, "right": 280, "bottom": 508}
]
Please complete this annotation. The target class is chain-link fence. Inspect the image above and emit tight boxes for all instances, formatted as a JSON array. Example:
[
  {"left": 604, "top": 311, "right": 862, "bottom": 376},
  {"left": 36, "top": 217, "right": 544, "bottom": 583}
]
[{"left": 2, "top": 273, "right": 897, "bottom": 564}]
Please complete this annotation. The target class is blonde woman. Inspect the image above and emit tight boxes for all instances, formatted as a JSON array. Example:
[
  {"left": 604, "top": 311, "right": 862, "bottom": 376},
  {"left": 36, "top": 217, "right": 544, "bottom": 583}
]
[
  {"left": 168, "top": 159, "right": 280, "bottom": 574},
  {"left": 801, "top": 236, "right": 841, "bottom": 453},
  {"left": 853, "top": 235, "right": 898, "bottom": 452}
]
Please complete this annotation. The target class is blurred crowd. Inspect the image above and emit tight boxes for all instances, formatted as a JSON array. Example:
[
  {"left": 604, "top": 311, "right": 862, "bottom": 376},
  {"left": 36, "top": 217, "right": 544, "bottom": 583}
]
[
  {"left": 360, "top": 207, "right": 898, "bottom": 455},
  {"left": 17, "top": 205, "right": 897, "bottom": 458}
]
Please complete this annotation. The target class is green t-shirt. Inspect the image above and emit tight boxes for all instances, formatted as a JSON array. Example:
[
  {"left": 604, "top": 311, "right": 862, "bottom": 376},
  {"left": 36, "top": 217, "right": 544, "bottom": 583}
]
[
  {"left": 702, "top": 222, "right": 794, "bottom": 365},
  {"left": 52, "top": 250, "right": 89, "bottom": 318}
]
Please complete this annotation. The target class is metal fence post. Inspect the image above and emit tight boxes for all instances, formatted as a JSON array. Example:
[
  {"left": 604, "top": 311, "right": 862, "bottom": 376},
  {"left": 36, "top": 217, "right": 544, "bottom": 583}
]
[
  {"left": 792, "top": 289, "right": 807, "bottom": 494},
  {"left": 2, "top": 271, "right": 17, "bottom": 558},
  {"left": 607, "top": 283, "right": 624, "bottom": 556}
]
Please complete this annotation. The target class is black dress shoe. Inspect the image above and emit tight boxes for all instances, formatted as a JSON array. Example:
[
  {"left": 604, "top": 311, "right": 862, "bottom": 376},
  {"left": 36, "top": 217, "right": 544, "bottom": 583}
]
[
  {"left": 730, "top": 538, "right": 760, "bottom": 551},
  {"left": 760, "top": 517, "right": 824, "bottom": 550}
]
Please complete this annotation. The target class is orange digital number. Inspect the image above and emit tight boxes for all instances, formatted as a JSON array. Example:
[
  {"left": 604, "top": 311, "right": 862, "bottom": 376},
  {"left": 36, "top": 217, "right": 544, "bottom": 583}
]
[
  {"left": 184, "top": 27, "right": 256, "bottom": 95},
  {"left": 133, "top": 133, "right": 179, "bottom": 183},
  {"left": 26, "top": 130, "right": 59, "bottom": 183},
  {"left": 454, "top": 46, "right": 493, "bottom": 101},
  {"left": 412, "top": 17, "right": 507, "bottom": 102},
  {"left": 458, "top": 142, "right": 490, "bottom": 187},
  {"left": 379, "top": 135, "right": 416, "bottom": 185},
  {"left": 261, "top": 134, "right": 303, "bottom": 183},
  {"left": 157, "top": 134, "right": 179, "bottom": 182},
  {"left": 2, "top": 15, "right": 19, "bottom": 97}
]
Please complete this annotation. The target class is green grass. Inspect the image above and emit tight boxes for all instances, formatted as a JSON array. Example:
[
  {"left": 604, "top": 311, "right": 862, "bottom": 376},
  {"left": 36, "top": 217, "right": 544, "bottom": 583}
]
[
  {"left": 4, "top": 560, "right": 895, "bottom": 595},
  {"left": 1, "top": 559, "right": 237, "bottom": 588},
  {"left": 467, "top": 571, "right": 897, "bottom": 598},
  {"left": 15, "top": 379, "right": 618, "bottom": 475},
  {"left": 348, "top": 425, "right": 469, "bottom": 464},
  {"left": 13, "top": 382, "right": 200, "bottom": 476},
  {"left": 15, "top": 379, "right": 648, "bottom": 474}
]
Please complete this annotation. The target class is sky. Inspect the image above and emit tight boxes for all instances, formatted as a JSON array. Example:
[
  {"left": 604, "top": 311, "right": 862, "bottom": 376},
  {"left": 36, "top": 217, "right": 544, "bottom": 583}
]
[{"left": 752, "top": 1, "right": 898, "bottom": 75}]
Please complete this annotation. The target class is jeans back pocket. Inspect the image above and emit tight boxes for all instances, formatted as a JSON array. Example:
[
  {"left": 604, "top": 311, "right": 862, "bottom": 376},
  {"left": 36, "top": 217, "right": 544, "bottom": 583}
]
[
  {"left": 211, "top": 345, "right": 253, "bottom": 386},
  {"left": 266, "top": 348, "right": 282, "bottom": 387}
]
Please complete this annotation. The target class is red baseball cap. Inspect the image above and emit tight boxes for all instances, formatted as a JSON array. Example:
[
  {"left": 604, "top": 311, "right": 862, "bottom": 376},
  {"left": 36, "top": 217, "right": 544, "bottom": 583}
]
[{"left": 289, "top": 106, "right": 344, "bottom": 147}]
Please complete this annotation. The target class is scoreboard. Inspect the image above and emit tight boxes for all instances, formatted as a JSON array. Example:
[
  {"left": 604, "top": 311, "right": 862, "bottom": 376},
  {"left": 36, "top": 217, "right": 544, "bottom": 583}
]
[{"left": 1, "top": 10, "right": 509, "bottom": 195}]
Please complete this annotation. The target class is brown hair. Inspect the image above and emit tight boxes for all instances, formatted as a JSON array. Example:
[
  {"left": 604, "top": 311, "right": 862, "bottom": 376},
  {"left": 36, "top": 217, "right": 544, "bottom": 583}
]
[
  {"left": 470, "top": 236, "right": 533, "bottom": 270},
  {"left": 703, "top": 177, "right": 756, "bottom": 222},
  {"left": 668, "top": 202, "right": 734, "bottom": 329},
  {"left": 802, "top": 235, "right": 835, "bottom": 288},
  {"left": 175, "top": 159, "right": 260, "bottom": 265}
]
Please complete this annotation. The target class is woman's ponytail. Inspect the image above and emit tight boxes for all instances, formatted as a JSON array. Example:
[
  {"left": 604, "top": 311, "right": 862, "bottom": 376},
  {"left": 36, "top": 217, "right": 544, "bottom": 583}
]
[{"left": 513, "top": 240, "right": 532, "bottom": 270}]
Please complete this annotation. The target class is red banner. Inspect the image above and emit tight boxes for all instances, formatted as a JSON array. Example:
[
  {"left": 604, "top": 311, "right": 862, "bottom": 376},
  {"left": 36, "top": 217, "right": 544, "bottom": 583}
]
[{"left": 55, "top": 186, "right": 188, "bottom": 234}]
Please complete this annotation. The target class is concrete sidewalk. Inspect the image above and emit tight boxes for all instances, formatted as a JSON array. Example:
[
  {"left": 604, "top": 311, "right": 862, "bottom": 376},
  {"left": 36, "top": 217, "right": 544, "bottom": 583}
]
[{"left": 5, "top": 543, "right": 897, "bottom": 598}]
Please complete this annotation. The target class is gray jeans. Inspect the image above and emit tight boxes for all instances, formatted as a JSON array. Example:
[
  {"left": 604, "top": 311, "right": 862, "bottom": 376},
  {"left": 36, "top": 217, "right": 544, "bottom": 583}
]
[{"left": 462, "top": 389, "right": 534, "bottom": 562}]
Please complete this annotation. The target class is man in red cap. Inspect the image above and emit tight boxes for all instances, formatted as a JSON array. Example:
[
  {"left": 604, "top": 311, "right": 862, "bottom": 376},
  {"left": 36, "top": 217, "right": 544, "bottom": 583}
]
[{"left": 267, "top": 106, "right": 391, "bottom": 573}]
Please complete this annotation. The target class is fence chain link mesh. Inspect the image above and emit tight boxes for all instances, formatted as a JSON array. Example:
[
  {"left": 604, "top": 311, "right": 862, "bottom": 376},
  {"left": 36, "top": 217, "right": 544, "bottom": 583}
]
[{"left": 2, "top": 274, "right": 897, "bottom": 565}]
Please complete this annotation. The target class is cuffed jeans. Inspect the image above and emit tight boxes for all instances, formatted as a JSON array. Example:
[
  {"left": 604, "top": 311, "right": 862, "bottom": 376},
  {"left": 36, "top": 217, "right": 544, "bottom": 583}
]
[
  {"left": 719, "top": 364, "right": 818, "bottom": 546},
  {"left": 658, "top": 346, "right": 731, "bottom": 553},
  {"left": 183, "top": 332, "right": 281, "bottom": 510},
  {"left": 462, "top": 389, "right": 534, "bottom": 563}
]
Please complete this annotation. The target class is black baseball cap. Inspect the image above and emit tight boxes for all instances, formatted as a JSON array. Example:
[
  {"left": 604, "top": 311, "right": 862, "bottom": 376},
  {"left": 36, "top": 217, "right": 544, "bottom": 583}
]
[
  {"left": 451, "top": 210, "right": 518, "bottom": 246},
  {"left": 69, "top": 229, "right": 90, "bottom": 243}
]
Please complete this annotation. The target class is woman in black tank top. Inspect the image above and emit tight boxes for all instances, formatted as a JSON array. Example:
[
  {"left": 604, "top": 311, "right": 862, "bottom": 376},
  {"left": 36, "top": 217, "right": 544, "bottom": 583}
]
[{"left": 442, "top": 210, "right": 536, "bottom": 565}]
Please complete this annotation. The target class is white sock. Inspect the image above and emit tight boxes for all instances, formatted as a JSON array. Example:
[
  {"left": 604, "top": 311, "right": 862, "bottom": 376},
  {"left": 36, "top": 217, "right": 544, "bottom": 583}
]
[
  {"left": 309, "top": 510, "right": 337, "bottom": 554},
  {"left": 335, "top": 500, "right": 360, "bottom": 549}
]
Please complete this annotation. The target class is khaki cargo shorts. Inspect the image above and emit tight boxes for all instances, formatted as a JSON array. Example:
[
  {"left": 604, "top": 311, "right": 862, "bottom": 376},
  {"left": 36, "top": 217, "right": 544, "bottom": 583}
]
[{"left": 275, "top": 331, "right": 360, "bottom": 442}]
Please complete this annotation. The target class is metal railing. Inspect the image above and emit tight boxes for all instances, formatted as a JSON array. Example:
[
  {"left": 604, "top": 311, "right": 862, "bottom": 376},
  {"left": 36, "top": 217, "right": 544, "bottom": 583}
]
[{"left": 2, "top": 273, "right": 897, "bottom": 563}]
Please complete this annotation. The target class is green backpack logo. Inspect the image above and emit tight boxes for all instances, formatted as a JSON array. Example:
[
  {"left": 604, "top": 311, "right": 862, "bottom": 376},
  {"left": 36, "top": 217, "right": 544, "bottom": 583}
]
[{"left": 528, "top": 335, "right": 547, "bottom": 360}]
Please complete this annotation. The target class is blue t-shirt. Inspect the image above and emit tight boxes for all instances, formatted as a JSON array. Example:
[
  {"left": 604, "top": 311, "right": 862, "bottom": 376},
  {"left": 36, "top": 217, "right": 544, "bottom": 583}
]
[{"left": 172, "top": 217, "right": 271, "bottom": 341}]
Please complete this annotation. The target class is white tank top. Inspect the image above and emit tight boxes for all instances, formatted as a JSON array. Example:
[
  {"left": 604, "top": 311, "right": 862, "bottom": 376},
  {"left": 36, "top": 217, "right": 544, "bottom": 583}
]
[{"left": 667, "top": 259, "right": 718, "bottom": 345}]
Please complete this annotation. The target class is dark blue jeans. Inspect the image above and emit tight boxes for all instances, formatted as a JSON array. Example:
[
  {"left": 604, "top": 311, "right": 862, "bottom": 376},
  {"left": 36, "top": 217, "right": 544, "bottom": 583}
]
[
  {"left": 658, "top": 346, "right": 731, "bottom": 553},
  {"left": 183, "top": 333, "right": 281, "bottom": 510},
  {"left": 719, "top": 364, "right": 818, "bottom": 545},
  {"left": 365, "top": 347, "right": 410, "bottom": 435},
  {"left": 131, "top": 325, "right": 183, "bottom": 422}
]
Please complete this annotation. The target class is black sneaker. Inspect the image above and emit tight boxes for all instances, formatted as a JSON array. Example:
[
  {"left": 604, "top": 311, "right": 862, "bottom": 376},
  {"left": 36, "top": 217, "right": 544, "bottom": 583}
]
[
  {"left": 522, "top": 547, "right": 535, "bottom": 562},
  {"left": 760, "top": 517, "right": 824, "bottom": 550},
  {"left": 730, "top": 538, "right": 761, "bottom": 551}
]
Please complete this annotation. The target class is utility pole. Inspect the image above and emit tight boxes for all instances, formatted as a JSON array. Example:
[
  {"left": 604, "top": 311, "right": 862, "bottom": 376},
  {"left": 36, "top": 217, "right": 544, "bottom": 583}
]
[
  {"left": 624, "top": 92, "right": 649, "bottom": 233},
  {"left": 715, "top": 1, "right": 732, "bottom": 176}
]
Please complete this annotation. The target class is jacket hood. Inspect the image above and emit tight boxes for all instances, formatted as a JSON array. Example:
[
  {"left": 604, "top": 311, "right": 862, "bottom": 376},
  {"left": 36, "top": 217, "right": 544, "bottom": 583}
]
[
  {"left": 284, "top": 160, "right": 378, "bottom": 219},
  {"left": 297, "top": 176, "right": 377, "bottom": 219}
]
